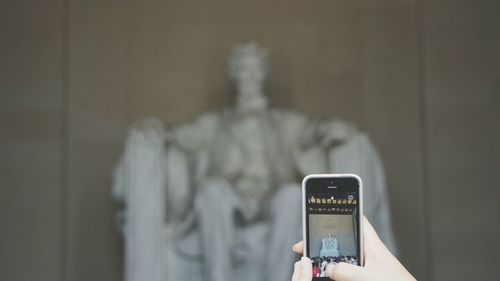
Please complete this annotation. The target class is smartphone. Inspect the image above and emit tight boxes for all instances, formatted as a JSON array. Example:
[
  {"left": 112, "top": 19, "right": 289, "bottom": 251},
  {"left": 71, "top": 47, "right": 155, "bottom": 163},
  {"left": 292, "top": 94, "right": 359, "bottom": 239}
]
[{"left": 302, "top": 174, "right": 364, "bottom": 279}]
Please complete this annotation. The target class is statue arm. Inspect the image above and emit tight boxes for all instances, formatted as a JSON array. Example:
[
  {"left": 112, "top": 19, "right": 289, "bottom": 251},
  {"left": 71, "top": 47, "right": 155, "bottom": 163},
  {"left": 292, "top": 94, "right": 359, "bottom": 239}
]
[
  {"left": 272, "top": 109, "right": 317, "bottom": 148},
  {"left": 169, "top": 112, "right": 219, "bottom": 153},
  {"left": 275, "top": 110, "right": 356, "bottom": 175},
  {"left": 112, "top": 118, "right": 196, "bottom": 224},
  {"left": 315, "top": 118, "right": 359, "bottom": 149},
  {"left": 112, "top": 118, "right": 168, "bottom": 204},
  {"left": 111, "top": 118, "right": 170, "bottom": 281},
  {"left": 273, "top": 110, "right": 356, "bottom": 149},
  {"left": 272, "top": 110, "right": 328, "bottom": 175}
]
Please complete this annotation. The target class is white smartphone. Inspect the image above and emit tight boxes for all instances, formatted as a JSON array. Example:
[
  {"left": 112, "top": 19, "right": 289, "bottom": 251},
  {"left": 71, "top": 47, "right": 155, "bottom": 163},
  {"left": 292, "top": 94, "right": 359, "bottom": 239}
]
[{"left": 302, "top": 174, "right": 364, "bottom": 279}]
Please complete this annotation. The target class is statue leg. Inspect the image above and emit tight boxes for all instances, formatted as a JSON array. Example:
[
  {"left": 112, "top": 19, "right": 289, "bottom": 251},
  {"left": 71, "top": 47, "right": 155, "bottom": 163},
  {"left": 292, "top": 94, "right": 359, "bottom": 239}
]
[
  {"left": 263, "top": 184, "right": 302, "bottom": 281},
  {"left": 194, "top": 177, "right": 242, "bottom": 281}
]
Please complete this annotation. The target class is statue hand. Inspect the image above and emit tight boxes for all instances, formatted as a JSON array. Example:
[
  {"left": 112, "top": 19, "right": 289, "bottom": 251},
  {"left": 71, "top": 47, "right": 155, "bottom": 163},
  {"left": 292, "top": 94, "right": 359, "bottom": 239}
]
[
  {"left": 290, "top": 217, "right": 416, "bottom": 281},
  {"left": 317, "top": 120, "right": 355, "bottom": 148},
  {"left": 129, "top": 118, "right": 169, "bottom": 145}
]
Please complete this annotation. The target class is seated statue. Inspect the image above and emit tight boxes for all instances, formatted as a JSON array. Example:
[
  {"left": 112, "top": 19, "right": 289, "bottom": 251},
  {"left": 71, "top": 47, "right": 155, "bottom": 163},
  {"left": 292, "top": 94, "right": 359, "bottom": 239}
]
[
  {"left": 112, "top": 41, "right": 397, "bottom": 281},
  {"left": 320, "top": 235, "right": 339, "bottom": 257}
]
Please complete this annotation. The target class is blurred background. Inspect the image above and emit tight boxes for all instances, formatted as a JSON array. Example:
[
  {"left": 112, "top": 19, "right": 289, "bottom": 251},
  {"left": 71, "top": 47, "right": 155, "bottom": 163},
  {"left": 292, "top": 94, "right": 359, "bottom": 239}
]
[{"left": 0, "top": 0, "right": 499, "bottom": 281}]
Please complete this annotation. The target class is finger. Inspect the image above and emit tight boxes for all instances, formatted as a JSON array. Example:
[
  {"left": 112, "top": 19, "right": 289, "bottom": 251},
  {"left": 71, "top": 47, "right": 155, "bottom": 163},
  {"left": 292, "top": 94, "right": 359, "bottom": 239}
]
[
  {"left": 298, "top": 257, "right": 312, "bottom": 281},
  {"left": 362, "top": 216, "right": 383, "bottom": 248},
  {"left": 292, "top": 241, "right": 304, "bottom": 254},
  {"left": 362, "top": 216, "right": 391, "bottom": 260},
  {"left": 363, "top": 217, "right": 411, "bottom": 270},
  {"left": 327, "top": 262, "right": 367, "bottom": 281},
  {"left": 291, "top": 261, "right": 303, "bottom": 281}
]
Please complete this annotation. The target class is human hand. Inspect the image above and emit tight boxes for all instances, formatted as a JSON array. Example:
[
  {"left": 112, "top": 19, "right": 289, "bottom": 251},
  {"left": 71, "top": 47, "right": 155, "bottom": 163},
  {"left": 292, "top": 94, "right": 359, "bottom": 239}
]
[{"left": 291, "top": 217, "right": 416, "bottom": 281}]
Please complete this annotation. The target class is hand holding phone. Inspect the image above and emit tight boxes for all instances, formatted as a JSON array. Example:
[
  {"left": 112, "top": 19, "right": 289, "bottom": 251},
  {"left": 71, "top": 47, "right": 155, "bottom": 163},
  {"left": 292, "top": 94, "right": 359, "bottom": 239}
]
[
  {"left": 297, "top": 174, "right": 416, "bottom": 281},
  {"left": 291, "top": 217, "right": 416, "bottom": 281},
  {"left": 302, "top": 174, "right": 364, "bottom": 280}
]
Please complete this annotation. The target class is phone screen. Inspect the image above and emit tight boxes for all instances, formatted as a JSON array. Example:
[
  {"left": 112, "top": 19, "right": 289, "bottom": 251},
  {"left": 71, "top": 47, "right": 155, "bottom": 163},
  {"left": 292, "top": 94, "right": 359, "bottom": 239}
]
[{"left": 303, "top": 175, "right": 362, "bottom": 280}]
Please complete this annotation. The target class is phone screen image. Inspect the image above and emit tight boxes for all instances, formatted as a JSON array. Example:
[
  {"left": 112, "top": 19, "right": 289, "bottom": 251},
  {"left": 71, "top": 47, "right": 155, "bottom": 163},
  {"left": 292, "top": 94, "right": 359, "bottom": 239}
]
[{"left": 304, "top": 176, "right": 361, "bottom": 280}]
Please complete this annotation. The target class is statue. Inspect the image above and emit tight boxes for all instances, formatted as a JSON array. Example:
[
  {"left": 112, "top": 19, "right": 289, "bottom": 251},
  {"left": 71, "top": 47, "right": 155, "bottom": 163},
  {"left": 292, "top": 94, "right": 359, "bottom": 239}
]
[
  {"left": 112, "top": 41, "right": 397, "bottom": 281},
  {"left": 320, "top": 235, "right": 339, "bottom": 257}
]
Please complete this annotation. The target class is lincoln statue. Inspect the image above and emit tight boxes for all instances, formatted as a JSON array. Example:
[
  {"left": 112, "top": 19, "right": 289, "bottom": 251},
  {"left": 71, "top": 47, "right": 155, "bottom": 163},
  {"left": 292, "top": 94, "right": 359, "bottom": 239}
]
[{"left": 112, "top": 41, "right": 396, "bottom": 281}]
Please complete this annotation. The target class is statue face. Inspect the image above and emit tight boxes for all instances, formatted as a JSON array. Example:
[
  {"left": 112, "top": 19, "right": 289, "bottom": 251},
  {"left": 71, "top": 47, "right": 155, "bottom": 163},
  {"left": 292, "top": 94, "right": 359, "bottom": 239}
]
[
  {"left": 228, "top": 42, "right": 270, "bottom": 112},
  {"left": 233, "top": 55, "right": 267, "bottom": 93}
]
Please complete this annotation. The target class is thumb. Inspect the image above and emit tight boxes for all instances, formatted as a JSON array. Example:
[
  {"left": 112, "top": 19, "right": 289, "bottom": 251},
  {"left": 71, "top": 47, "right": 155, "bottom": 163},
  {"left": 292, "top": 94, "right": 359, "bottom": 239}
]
[{"left": 327, "top": 263, "right": 368, "bottom": 281}]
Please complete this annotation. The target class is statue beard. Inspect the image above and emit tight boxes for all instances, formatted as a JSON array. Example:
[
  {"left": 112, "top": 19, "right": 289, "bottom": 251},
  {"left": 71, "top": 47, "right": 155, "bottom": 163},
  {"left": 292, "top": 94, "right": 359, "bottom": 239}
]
[{"left": 235, "top": 90, "right": 268, "bottom": 115}]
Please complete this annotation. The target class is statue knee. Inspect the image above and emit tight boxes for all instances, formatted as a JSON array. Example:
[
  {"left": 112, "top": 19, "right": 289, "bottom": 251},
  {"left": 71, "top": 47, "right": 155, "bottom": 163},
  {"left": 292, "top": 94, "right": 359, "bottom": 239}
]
[{"left": 270, "top": 184, "right": 301, "bottom": 217}]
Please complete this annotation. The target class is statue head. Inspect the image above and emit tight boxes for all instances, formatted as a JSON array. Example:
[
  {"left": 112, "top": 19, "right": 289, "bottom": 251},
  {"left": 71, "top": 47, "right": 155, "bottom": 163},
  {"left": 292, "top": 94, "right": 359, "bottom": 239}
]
[
  {"left": 229, "top": 41, "right": 269, "bottom": 113},
  {"left": 228, "top": 41, "right": 270, "bottom": 86},
  {"left": 228, "top": 41, "right": 270, "bottom": 113}
]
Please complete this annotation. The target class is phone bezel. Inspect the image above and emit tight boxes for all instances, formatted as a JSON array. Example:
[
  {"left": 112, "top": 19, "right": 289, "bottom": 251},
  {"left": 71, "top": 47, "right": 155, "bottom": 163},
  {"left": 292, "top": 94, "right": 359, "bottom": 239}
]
[{"left": 302, "top": 174, "right": 364, "bottom": 267}]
